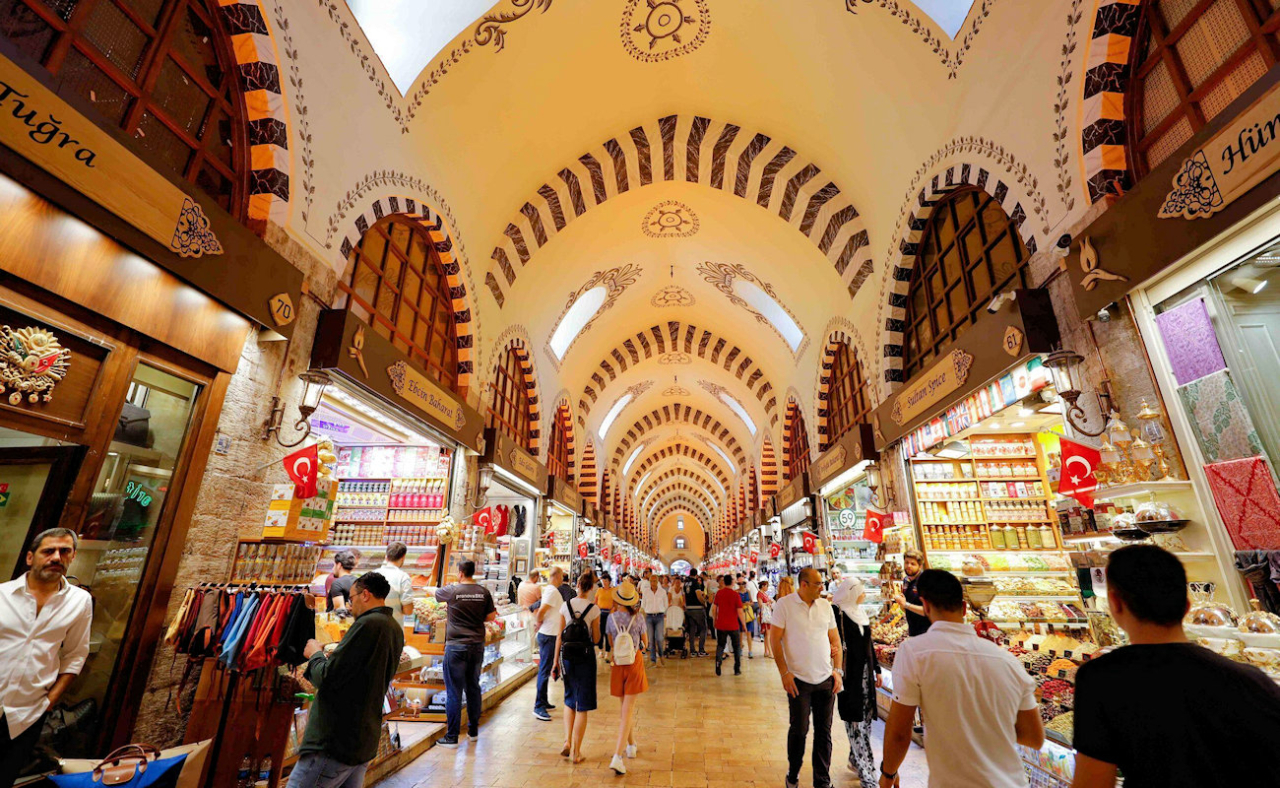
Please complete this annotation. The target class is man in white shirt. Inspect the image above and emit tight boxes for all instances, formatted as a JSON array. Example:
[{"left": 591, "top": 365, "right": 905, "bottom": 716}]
[
  {"left": 372, "top": 542, "right": 415, "bottom": 626},
  {"left": 641, "top": 574, "right": 668, "bottom": 668},
  {"left": 745, "top": 572, "right": 761, "bottom": 642},
  {"left": 532, "top": 567, "right": 567, "bottom": 721},
  {"left": 769, "top": 567, "right": 844, "bottom": 788},
  {"left": 880, "top": 569, "right": 1043, "bottom": 788},
  {"left": 1, "top": 529, "right": 92, "bottom": 786}
]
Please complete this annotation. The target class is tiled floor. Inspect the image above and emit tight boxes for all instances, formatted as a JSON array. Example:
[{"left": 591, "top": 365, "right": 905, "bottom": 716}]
[{"left": 377, "top": 650, "right": 928, "bottom": 788}]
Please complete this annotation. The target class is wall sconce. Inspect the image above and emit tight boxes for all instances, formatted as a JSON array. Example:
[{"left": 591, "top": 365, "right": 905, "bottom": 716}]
[
  {"left": 471, "top": 464, "right": 495, "bottom": 509},
  {"left": 866, "top": 462, "right": 884, "bottom": 508},
  {"left": 262, "top": 370, "right": 331, "bottom": 447},
  {"left": 1043, "top": 348, "right": 1111, "bottom": 437}
]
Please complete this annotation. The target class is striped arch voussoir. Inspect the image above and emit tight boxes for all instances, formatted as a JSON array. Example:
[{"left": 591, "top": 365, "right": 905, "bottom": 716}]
[
  {"left": 485, "top": 114, "right": 873, "bottom": 307},
  {"left": 490, "top": 337, "right": 542, "bottom": 456},
  {"left": 879, "top": 165, "right": 1041, "bottom": 393},
  {"left": 629, "top": 443, "right": 732, "bottom": 493},
  {"left": 611, "top": 404, "right": 746, "bottom": 471},
  {"left": 1080, "top": 0, "right": 1142, "bottom": 204},
  {"left": 218, "top": 1, "right": 290, "bottom": 225},
  {"left": 760, "top": 436, "right": 779, "bottom": 500},
  {"left": 578, "top": 321, "right": 778, "bottom": 428},
  {"left": 636, "top": 468, "right": 724, "bottom": 511},
  {"left": 815, "top": 320, "right": 874, "bottom": 453},
  {"left": 338, "top": 196, "right": 476, "bottom": 389}
]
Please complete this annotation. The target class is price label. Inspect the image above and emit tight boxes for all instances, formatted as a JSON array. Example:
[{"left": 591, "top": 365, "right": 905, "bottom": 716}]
[
  {"left": 838, "top": 508, "right": 857, "bottom": 528},
  {"left": 268, "top": 293, "right": 296, "bottom": 327}
]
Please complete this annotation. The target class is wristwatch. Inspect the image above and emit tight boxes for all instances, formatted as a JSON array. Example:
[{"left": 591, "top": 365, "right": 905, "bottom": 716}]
[{"left": 833, "top": 668, "right": 845, "bottom": 677}]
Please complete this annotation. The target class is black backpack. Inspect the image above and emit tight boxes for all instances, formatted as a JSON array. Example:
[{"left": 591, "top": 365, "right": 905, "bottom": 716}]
[{"left": 561, "top": 602, "right": 595, "bottom": 660}]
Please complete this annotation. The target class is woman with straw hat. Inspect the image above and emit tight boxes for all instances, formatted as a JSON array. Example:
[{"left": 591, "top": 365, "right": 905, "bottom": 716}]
[{"left": 604, "top": 579, "right": 648, "bottom": 775}]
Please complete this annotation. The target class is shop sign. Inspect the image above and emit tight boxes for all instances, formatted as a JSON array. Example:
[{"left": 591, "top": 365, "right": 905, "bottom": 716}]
[
  {"left": 1066, "top": 70, "right": 1280, "bottom": 319},
  {"left": 872, "top": 289, "right": 1059, "bottom": 449},
  {"left": 812, "top": 424, "right": 877, "bottom": 489},
  {"left": 774, "top": 475, "right": 807, "bottom": 513},
  {"left": 890, "top": 348, "right": 975, "bottom": 427},
  {"left": 391, "top": 361, "right": 468, "bottom": 432},
  {"left": 547, "top": 475, "right": 583, "bottom": 513},
  {"left": 481, "top": 427, "right": 547, "bottom": 490}
]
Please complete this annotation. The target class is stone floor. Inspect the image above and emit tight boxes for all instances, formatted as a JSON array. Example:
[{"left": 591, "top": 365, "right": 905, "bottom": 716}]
[{"left": 376, "top": 648, "right": 928, "bottom": 788}]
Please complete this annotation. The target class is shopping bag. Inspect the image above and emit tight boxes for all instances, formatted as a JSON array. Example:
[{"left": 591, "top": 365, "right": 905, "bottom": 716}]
[{"left": 56, "top": 741, "right": 207, "bottom": 788}]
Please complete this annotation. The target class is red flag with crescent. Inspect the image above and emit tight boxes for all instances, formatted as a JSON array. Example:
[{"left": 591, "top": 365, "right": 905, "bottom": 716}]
[
  {"left": 283, "top": 443, "right": 319, "bottom": 499},
  {"left": 863, "top": 506, "right": 889, "bottom": 543},
  {"left": 577, "top": 542, "right": 589, "bottom": 559},
  {"left": 1059, "top": 438, "right": 1101, "bottom": 508},
  {"left": 769, "top": 542, "right": 781, "bottom": 559},
  {"left": 474, "top": 507, "right": 494, "bottom": 534},
  {"left": 802, "top": 531, "right": 817, "bottom": 554},
  {"left": 612, "top": 554, "right": 622, "bottom": 565},
  {"left": 749, "top": 550, "right": 759, "bottom": 564}
]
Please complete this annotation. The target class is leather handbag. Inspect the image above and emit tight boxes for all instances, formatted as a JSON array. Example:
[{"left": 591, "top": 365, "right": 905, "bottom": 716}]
[{"left": 57, "top": 741, "right": 207, "bottom": 788}]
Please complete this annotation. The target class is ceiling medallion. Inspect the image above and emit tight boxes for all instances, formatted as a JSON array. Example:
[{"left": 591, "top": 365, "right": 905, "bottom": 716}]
[
  {"left": 650, "top": 285, "right": 696, "bottom": 308},
  {"left": 658, "top": 353, "right": 692, "bottom": 365},
  {"left": 642, "top": 200, "right": 700, "bottom": 238},
  {"left": 621, "top": 0, "right": 711, "bottom": 63},
  {"left": 664, "top": 385, "right": 691, "bottom": 396}
]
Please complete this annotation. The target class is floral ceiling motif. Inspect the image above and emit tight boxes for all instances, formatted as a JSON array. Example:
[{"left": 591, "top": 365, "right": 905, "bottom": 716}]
[
  {"left": 650, "top": 285, "right": 696, "bottom": 308},
  {"left": 658, "top": 352, "right": 693, "bottom": 365},
  {"left": 621, "top": 0, "right": 712, "bottom": 63},
  {"left": 696, "top": 261, "right": 809, "bottom": 357},
  {"left": 664, "top": 385, "right": 692, "bottom": 396},
  {"left": 642, "top": 200, "right": 700, "bottom": 238}
]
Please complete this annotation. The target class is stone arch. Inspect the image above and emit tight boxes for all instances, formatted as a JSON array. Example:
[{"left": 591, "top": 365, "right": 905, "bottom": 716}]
[
  {"left": 782, "top": 395, "right": 814, "bottom": 481},
  {"left": 815, "top": 319, "right": 876, "bottom": 453},
  {"left": 647, "top": 495, "right": 715, "bottom": 533},
  {"left": 652, "top": 502, "right": 712, "bottom": 537},
  {"left": 636, "top": 468, "right": 725, "bottom": 512},
  {"left": 578, "top": 321, "right": 778, "bottom": 428},
  {"left": 643, "top": 482, "right": 718, "bottom": 518},
  {"left": 629, "top": 454, "right": 728, "bottom": 506},
  {"left": 1079, "top": 0, "right": 1144, "bottom": 204},
  {"left": 484, "top": 328, "right": 542, "bottom": 455},
  {"left": 760, "top": 436, "right": 779, "bottom": 500},
  {"left": 578, "top": 441, "right": 598, "bottom": 503},
  {"left": 337, "top": 195, "right": 478, "bottom": 389},
  {"left": 611, "top": 404, "right": 747, "bottom": 470},
  {"left": 218, "top": 1, "right": 291, "bottom": 225},
  {"left": 546, "top": 391, "right": 577, "bottom": 482},
  {"left": 879, "top": 167, "right": 1042, "bottom": 391},
  {"left": 630, "top": 444, "right": 732, "bottom": 492},
  {"left": 485, "top": 114, "right": 873, "bottom": 307}
]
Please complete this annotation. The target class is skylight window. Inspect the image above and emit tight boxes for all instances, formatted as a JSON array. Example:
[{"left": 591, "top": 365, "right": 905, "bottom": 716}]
[
  {"left": 734, "top": 279, "right": 804, "bottom": 351},
  {"left": 550, "top": 286, "right": 607, "bottom": 359},
  {"left": 914, "top": 0, "right": 977, "bottom": 38},
  {"left": 598, "top": 391, "right": 633, "bottom": 440},
  {"left": 346, "top": 0, "right": 494, "bottom": 94},
  {"left": 623, "top": 442, "right": 647, "bottom": 477},
  {"left": 714, "top": 390, "right": 757, "bottom": 436},
  {"left": 706, "top": 439, "right": 737, "bottom": 470}
]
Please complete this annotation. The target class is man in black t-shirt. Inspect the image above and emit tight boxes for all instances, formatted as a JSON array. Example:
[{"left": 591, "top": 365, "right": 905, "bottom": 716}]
[
  {"left": 1072, "top": 545, "right": 1280, "bottom": 788},
  {"left": 893, "top": 549, "right": 931, "bottom": 637},
  {"left": 684, "top": 568, "right": 709, "bottom": 657},
  {"left": 325, "top": 550, "right": 359, "bottom": 612},
  {"left": 434, "top": 560, "right": 497, "bottom": 747}
]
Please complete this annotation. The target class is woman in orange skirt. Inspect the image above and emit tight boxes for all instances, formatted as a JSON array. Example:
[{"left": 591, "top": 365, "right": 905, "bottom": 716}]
[{"left": 604, "top": 581, "right": 648, "bottom": 775}]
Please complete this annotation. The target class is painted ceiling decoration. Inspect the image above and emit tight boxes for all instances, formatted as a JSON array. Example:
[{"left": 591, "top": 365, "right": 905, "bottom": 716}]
[
  {"left": 610, "top": 404, "right": 748, "bottom": 469},
  {"left": 647, "top": 494, "right": 715, "bottom": 530},
  {"left": 577, "top": 320, "right": 778, "bottom": 428},
  {"left": 696, "top": 379, "right": 758, "bottom": 437},
  {"left": 484, "top": 114, "right": 874, "bottom": 307},
  {"left": 844, "top": 0, "right": 995, "bottom": 78},
  {"left": 642, "top": 200, "right": 700, "bottom": 238},
  {"left": 696, "top": 261, "right": 810, "bottom": 357},
  {"left": 642, "top": 481, "right": 718, "bottom": 517},
  {"left": 628, "top": 442, "right": 732, "bottom": 491},
  {"left": 657, "top": 352, "right": 692, "bottom": 365},
  {"left": 621, "top": 0, "right": 712, "bottom": 62},
  {"left": 637, "top": 474, "right": 724, "bottom": 524},
  {"left": 545, "top": 263, "right": 643, "bottom": 365},
  {"left": 636, "top": 467, "right": 725, "bottom": 508},
  {"left": 663, "top": 384, "right": 691, "bottom": 396},
  {"left": 650, "top": 284, "right": 696, "bottom": 307}
]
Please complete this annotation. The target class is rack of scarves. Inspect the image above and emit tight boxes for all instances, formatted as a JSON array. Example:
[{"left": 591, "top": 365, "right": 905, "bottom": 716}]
[{"left": 164, "top": 583, "right": 315, "bottom": 673}]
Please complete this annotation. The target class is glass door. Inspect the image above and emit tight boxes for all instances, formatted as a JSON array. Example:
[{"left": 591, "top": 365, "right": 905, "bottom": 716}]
[{"left": 0, "top": 442, "right": 84, "bottom": 581}]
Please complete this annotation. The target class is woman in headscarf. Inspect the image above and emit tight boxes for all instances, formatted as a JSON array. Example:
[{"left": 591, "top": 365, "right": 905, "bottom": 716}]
[{"left": 831, "top": 571, "right": 881, "bottom": 785}]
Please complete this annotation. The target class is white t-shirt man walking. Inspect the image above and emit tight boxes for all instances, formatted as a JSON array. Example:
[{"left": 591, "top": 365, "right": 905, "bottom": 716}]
[{"left": 880, "top": 569, "right": 1043, "bottom": 788}]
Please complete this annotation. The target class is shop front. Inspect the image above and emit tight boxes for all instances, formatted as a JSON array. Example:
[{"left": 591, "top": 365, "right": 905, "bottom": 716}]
[
  {"left": 754, "top": 504, "right": 784, "bottom": 588},
  {"left": 0, "top": 45, "right": 306, "bottom": 765},
  {"left": 544, "top": 474, "right": 585, "bottom": 576},
  {"left": 479, "top": 426, "right": 547, "bottom": 596},
  {"left": 771, "top": 473, "right": 818, "bottom": 578},
  {"left": 811, "top": 424, "right": 883, "bottom": 614}
]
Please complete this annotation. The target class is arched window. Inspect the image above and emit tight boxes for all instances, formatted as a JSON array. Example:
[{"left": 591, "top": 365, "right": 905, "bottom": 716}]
[
  {"left": 0, "top": 0, "right": 252, "bottom": 218},
  {"left": 675, "top": 536, "right": 686, "bottom": 550},
  {"left": 1129, "top": 1, "right": 1280, "bottom": 174},
  {"left": 825, "top": 342, "right": 871, "bottom": 450},
  {"left": 546, "top": 404, "right": 572, "bottom": 481},
  {"left": 343, "top": 215, "right": 461, "bottom": 390},
  {"left": 903, "top": 188, "right": 1030, "bottom": 379},
  {"left": 785, "top": 403, "right": 811, "bottom": 482},
  {"left": 488, "top": 346, "right": 532, "bottom": 451}
]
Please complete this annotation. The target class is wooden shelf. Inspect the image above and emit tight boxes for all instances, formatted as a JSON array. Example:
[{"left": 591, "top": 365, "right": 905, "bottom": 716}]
[
  {"left": 1092, "top": 480, "right": 1193, "bottom": 501},
  {"left": 976, "top": 476, "right": 1042, "bottom": 482}
]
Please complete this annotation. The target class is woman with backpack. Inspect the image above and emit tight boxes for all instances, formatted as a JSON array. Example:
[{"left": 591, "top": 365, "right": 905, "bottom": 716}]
[
  {"left": 553, "top": 572, "right": 600, "bottom": 763},
  {"left": 605, "top": 580, "right": 648, "bottom": 775}
]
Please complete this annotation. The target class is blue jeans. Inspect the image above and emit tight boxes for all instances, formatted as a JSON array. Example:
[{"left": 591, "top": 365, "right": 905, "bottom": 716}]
[
  {"left": 444, "top": 643, "right": 484, "bottom": 739},
  {"left": 285, "top": 754, "right": 368, "bottom": 788},
  {"left": 535, "top": 632, "right": 556, "bottom": 713},
  {"left": 645, "top": 613, "right": 665, "bottom": 663}
]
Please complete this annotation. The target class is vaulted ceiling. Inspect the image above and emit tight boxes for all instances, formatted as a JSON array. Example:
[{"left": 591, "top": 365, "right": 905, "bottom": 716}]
[{"left": 276, "top": 0, "right": 1088, "bottom": 551}]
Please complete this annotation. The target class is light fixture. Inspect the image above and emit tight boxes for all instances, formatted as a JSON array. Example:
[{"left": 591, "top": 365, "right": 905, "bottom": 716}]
[
  {"left": 1232, "top": 275, "right": 1269, "bottom": 294},
  {"left": 866, "top": 463, "right": 884, "bottom": 508},
  {"left": 263, "top": 370, "right": 331, "bottom": 447},
  {"left": 471, "top": 464, "right": 495, "bottom": 508},
  {"left": 1042, "top": 348, "right": 1110, "bottom": 437}
]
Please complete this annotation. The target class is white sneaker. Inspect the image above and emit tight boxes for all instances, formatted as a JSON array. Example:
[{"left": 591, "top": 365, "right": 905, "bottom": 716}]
[
  {"left": 625, "top": 744, "right": 637, "bottom": 759},
  {"left": 610, "top": 754, "right": 627, "bottom": 774}
]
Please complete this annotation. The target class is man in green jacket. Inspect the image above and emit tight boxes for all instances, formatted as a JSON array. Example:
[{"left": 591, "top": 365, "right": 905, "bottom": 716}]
[{"left": 287, "top": 572, "right": 404, "bottom": 788}]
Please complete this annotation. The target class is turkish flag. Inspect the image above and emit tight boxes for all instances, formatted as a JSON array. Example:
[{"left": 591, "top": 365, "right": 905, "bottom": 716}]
[
  {"left": 802, "top": 531, "right": 817, "bottom": 554},
  {"left": 1059, "top": 438, "right": 1102, "bottom": 508},
  {"left": 578, "top": 542, "right": 589, "bottom": 559},
  {"left": 283, "top": 443, "right": 319, "bottom": 500},
  {"left": 613, "top": 554, "right": 622, "bottom": 565},
  {"left": 601, "top": 545, "right": 611, "bottom": 561},
  {"left": 475, "top": 506, "right": 494, "bottom": 534},
  {"left": 769, "top": 542, "right": 781, "bottom": 559},
  {"left": 749, "top": 550, "right": 759, "bottom": 564},
  {"left": 863, "top": 506, "right": 889, "bottom": 543}
]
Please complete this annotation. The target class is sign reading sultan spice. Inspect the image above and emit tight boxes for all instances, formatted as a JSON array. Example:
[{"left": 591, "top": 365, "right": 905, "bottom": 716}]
[
  {"left": 0, "top": 54, "right": 222, "bottom": 257},
  {"left": 1159, "top": 83, "right": 1280, "bottom": 220},
  {"left": 889, "top": 348, "right": 975, "bottom": 426}
]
